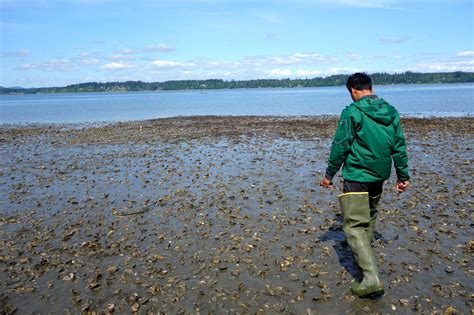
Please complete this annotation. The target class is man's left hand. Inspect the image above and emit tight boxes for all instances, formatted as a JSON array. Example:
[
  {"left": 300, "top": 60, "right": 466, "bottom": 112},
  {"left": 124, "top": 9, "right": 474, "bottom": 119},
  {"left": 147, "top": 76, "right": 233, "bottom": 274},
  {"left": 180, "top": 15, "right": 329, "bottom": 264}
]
[{"left": 320, "top": 177, "right": 333, "bottom": 188}]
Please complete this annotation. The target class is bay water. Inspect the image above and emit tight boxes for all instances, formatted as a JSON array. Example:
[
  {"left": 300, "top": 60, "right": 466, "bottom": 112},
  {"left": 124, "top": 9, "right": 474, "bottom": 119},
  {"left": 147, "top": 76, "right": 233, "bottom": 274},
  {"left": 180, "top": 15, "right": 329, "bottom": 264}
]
[{"left": 0, "top": 83, "right": 472, "bottom": 124}]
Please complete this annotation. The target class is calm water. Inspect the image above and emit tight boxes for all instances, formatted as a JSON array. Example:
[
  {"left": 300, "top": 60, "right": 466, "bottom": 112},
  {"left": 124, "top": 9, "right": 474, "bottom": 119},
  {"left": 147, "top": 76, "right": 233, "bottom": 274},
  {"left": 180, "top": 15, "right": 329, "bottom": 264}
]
[{"left": 0, "top": 83, "right": 473, "bottom": 124}]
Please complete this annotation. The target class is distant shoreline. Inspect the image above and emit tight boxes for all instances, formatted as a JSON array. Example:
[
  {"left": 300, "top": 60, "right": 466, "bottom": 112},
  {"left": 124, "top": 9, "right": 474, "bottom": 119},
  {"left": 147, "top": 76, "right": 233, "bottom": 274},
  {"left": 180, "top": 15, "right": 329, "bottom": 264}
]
[{"left": 1, "top": 71, "right": 473, "bottom": 95}]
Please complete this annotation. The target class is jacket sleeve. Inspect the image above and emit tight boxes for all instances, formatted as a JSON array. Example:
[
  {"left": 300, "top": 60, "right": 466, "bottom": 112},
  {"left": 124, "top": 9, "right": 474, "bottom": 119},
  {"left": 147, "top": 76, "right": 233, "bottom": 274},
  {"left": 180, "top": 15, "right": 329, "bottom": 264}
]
[
  {"left": 391, "top": 114, "right": 410, "bottom": 181},
  {"left": 325, "top": 108, "right": 355, "bottom": 180}
]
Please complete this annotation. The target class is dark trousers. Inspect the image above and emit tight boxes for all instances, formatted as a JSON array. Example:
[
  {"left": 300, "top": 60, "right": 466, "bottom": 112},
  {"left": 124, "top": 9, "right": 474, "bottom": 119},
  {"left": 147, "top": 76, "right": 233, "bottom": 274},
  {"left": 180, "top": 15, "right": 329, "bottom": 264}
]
[{"left": 343, "top": 180, "right": 383, "bottom": 216}]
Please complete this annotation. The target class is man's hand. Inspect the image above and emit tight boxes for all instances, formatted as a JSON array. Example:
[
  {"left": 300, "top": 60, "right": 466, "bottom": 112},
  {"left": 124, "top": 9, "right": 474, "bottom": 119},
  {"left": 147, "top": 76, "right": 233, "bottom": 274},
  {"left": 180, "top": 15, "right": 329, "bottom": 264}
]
[
  {"left": 396, "top": 180, "right": 410, "bottom": 193},
  {"left": 320, "top": 177, "right": 333, "bottom": 188}
]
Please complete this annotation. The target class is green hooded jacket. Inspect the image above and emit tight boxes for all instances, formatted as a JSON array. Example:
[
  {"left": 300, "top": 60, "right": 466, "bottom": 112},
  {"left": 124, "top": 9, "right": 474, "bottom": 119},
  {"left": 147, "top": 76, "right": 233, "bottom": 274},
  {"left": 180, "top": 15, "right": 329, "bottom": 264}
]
[{"left": 325, "top": 96, "right": 410, "bottom": 182}]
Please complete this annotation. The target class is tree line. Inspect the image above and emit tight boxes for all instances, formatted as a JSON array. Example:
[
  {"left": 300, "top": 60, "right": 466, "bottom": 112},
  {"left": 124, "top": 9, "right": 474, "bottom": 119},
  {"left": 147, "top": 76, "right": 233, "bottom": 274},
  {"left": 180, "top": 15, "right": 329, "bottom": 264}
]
[{"left": 1, "top": 71, "right": 473, "bottom": 94}]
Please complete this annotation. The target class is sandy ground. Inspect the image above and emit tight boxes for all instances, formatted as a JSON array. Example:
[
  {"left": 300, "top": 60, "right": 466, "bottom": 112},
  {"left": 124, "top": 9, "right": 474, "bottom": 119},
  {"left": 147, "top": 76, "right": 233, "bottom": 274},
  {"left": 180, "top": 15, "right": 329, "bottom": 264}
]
[{"left": 0, "top": 116, "right": 473, "bottom": 314}]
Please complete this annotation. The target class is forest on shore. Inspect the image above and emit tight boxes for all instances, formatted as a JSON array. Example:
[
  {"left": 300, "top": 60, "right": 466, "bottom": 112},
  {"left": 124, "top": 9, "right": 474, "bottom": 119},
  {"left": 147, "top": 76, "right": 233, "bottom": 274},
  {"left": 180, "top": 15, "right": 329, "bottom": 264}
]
[{"left": 1, "top": 71, "right": 473, "bottom": 94}]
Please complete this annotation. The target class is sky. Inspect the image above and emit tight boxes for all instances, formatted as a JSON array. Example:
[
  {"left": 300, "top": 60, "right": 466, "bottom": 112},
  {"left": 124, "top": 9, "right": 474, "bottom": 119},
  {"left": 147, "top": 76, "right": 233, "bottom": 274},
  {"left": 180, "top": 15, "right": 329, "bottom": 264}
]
[{"left": 0, "top": 0, "right": 473, "bottom": 88}]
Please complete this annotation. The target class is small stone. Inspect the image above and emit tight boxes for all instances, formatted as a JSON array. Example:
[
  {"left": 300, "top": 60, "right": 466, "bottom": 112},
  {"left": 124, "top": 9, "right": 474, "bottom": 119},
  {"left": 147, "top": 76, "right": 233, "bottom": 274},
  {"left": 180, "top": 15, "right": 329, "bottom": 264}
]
[
  {"left": 63, "top": 272, "right": 76, "bottom": 281},
  {"left": 399, "top": 298, "right": 409, "bottom": 306},
  {"left": 288, "top": 273, "right": 299, "bottom": 281},
  {"left": 19, "top": 257, "right": 30, "bottom": 264},
  {"left": 444, "top": 306, "right": 456, "bottom": 315},
  {"left": 107, "top": 303, "right": 115, "bottom": 312},
  {"left": 131, "top": 302, "right": 140, "bottom": 312},
  {"left": 444, "top": 266, "right": 454, "bottom": 273},
  {"left": 107, "top": 265, "right": 119, "bottom": 275}
]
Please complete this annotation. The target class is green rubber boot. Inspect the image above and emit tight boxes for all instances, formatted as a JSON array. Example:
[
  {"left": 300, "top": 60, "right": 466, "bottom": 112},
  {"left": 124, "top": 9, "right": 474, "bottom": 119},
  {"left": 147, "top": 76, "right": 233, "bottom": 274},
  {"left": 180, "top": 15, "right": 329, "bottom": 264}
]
[
  {"left": 339, "top": 192, "right": 384, "bottom": 298},
  {"left": 368, "top": 194, "right": 381, "bottom": 243}
]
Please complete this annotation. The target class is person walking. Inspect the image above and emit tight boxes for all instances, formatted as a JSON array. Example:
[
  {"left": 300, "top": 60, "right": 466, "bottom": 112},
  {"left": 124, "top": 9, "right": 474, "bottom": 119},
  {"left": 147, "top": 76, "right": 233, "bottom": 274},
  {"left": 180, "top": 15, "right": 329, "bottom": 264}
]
[{"left": 320, "top": 72, "right": 410, "bottom": 297}]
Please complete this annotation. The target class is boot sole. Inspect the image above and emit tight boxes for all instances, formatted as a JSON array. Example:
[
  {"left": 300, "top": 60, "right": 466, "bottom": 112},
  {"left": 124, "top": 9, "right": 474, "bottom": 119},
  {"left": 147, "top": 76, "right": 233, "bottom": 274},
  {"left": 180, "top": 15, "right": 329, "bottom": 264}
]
[{"left": 358, "top": 289, "right": 385, "bottom": 299}]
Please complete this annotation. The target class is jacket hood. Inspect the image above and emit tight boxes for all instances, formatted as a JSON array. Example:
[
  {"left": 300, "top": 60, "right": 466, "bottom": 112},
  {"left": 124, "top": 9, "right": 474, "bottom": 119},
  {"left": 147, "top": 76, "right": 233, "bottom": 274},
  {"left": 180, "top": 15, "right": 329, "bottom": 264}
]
[{"left": 352, "top": 97, "right": 397, "bottom": 126}]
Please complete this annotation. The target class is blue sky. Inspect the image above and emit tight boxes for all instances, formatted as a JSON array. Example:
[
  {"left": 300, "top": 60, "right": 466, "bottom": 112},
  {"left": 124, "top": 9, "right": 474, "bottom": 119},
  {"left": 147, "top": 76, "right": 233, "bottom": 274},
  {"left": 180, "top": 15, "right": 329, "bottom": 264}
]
[{"left": 1, "top": 0, "right": 473, "bottom": 87}]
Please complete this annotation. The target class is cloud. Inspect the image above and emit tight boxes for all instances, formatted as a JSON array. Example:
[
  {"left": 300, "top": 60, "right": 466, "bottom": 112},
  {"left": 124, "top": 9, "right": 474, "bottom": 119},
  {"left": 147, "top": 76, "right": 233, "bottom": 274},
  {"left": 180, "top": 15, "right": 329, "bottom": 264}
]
[
  {"left": 152, "top": 60, "right": 196, "bottom": 69},
  {"left": 110, "top": 54, "right": 135, "bottom": 61},
  {"left": 200, "top": 60, "right": 235, "bottom": 68},
  {"left": 409, "top": 51, "right": 474, "bottom": 72},
  {"left": 78, "top": 58, "right": 100, "bottom": 65},
  {"left": 120, "top": 44, "right": 175, "bottom": 54},
  {"left": 243, "top": 52, "right": 337, "bottom": 67},
  {"left": 2, "top": 49, "right": 31, "bottom": 57},
  {"left": 378, "top": 37, "right": 409, "bottom": 44},
  {"left": 147, "top": 44, "right": 175, "bottom": 53},
  {"left": 296, "top": 69, "right": 322, "bottom": 77},
  {"left": 411, "top": 60, "right": 474, "bottom": 72},
  {"left": 145, "top": 52, "right": 339, "bottom": 79},
  {"left": 456, "top": 51, "right": 474, "bottom": 58},
  {"left": 19, "top": 59, "right": 74, "bottom": 72},
  {"left": 346, "top": 53, "right": 362, "bottom": 61},
  {"left": 267, "top": 69, "right": 292, "bottom": 77},
  {"left": 101, "top": 62, "right": 135, "bottom": 70}
]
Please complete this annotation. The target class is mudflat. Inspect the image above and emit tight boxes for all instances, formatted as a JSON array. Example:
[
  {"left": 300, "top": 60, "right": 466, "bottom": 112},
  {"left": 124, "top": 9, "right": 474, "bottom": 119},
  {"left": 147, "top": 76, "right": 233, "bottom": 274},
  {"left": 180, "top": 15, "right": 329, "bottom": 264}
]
[{"left": 1, "top": 116, "right": 472, "bottom": 314}]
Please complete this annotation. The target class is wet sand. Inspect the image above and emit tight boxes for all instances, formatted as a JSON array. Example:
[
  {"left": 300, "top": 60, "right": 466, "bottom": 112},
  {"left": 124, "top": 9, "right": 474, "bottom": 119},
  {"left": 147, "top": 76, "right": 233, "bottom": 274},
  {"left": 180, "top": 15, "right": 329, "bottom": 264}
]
[{"left": 0, "top": 116, "right": 473, "bottom": 314}]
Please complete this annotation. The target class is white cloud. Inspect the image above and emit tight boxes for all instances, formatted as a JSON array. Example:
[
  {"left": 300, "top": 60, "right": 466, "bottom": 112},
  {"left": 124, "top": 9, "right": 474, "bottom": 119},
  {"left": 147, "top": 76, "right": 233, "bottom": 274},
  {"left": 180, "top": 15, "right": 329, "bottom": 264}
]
[
  {"left": 409, "top": 51, "right": 474, "bottom": 72},
  {"left": 2, "top": 49, "right": 31, "bottom": 57},
  {"left": 101, "top": 62, "right": 135, "bottom": 70},
  {"left": 411, "top": 60, "right": 474, "bottom": 72},
  {"left": 346, "top": 53, "right": 362, "bottom": 61},
  {"left": 110, "top": 54, "right": 135, "bottom": 61},
  {"left": 201, "top": 60, "right": 234, "bottom": 68},
  {"left": 242, "top": 52, "right": 337, "bottom": 68},
  {"left": 152, "top": 60, "right": 196, "bottom": 69},
  {"left": 19, "top": 59, "right": 74, "bottom": 72},
  {"left": 78, "top": 58, "right": 100, "bottom": 65},
  {"left": 456, "top": 51, "right": 474, "bottom": 58},
  {"left": 144, "top": 44, "right": 175, "bottom": 53},
  {"left": 267, "top": 69, "right": 292, "bottom": 76},
  {"left": 296, "top": 69, "right": 322, "bottom": 77}
]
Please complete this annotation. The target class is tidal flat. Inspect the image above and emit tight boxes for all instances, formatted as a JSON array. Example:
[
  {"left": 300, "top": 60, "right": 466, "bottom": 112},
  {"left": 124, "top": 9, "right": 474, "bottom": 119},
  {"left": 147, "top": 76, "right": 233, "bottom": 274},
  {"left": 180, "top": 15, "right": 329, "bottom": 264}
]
[{"left": 0, "top": 116, "right": 472, "bottom": 314}]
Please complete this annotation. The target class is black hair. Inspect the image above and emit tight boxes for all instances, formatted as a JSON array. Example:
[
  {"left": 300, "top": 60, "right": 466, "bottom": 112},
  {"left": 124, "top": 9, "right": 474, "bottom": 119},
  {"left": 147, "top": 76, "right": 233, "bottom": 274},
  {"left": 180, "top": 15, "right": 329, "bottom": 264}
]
[{"left": 346, "top": 72, "right": 372, "bottom": 91}]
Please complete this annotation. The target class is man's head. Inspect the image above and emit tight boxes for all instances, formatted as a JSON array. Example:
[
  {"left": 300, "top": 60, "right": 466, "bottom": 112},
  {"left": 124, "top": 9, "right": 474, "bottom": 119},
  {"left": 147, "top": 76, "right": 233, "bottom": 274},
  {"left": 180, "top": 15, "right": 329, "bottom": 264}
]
[{"left": 346, "top": 72, "right": 373, "bottom": 101}]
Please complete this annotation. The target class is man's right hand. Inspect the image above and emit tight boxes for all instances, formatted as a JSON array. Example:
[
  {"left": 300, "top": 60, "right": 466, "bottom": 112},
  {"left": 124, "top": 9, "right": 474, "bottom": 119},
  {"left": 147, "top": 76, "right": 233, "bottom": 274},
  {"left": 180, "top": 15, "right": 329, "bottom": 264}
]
[{"left": 396, "top": 180, "right": 410, "bottom": 193}]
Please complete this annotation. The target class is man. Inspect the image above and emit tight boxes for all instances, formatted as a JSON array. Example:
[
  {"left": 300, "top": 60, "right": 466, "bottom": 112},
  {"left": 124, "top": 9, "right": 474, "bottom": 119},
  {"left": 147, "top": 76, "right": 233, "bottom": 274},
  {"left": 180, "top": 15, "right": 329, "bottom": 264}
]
[{"left": 320, "top": 72, "right": 410, "bottom": 298}]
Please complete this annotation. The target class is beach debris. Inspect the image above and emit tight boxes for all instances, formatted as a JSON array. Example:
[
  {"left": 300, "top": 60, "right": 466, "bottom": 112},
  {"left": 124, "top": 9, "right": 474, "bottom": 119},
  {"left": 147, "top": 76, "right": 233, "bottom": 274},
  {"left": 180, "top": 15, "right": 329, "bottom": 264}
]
[
  {"left": 0, "top": 116, "right": 472, "bottom": 313},
  {"left": 88, "top": 274, "right": 102, "bottom": 290},
  {"left": 107, "top": 265, "right": 119, "bottom": 275},
  {"left": 62, "top": 272, "right": 76, "bottom": 281},
  {"left": 443, "top": 306, "right": 457, "bottom": 315},
  {"left": 106, "top": 303, "right": 115, "bottom": 313}
]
